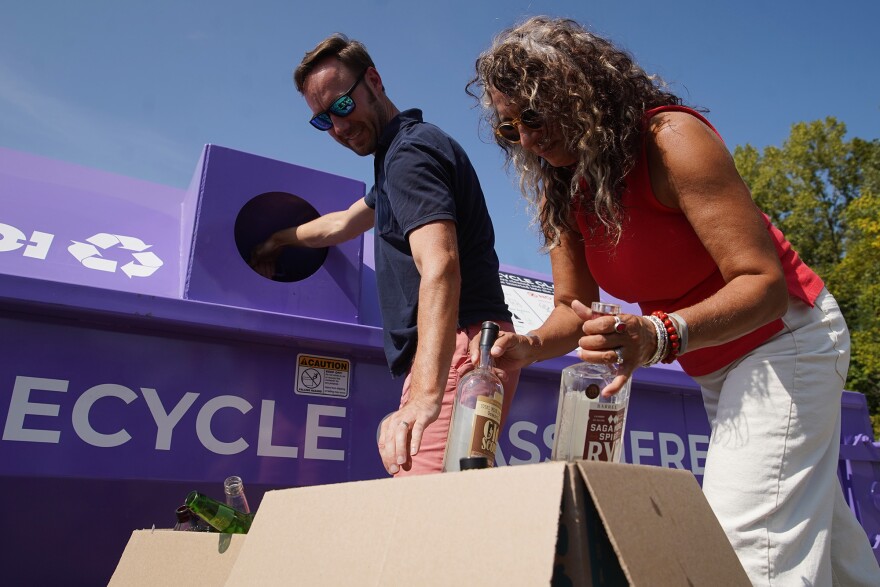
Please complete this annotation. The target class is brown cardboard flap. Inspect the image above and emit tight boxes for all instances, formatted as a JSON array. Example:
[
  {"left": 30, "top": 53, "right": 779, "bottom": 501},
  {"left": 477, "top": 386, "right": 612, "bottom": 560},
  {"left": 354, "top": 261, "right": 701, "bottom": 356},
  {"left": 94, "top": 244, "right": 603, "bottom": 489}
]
[
  {"left": 575, "top": 461, "right": 750, "bottom": 586},
  {"left": 555, "top": 464, "right": 595, "bottom": 585},
  {"left": 109, "top": 530, "right": 246, "bottom": 587},
  {"left": 226, "top": 462, "right": 569, "bottom": 586}
]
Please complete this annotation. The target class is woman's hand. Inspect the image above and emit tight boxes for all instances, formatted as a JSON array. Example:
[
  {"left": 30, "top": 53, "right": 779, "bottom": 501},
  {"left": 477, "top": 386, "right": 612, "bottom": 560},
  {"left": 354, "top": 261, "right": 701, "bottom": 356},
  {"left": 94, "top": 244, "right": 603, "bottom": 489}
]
[{"left": 571, "top": 300, "right": 656, "bottom": 397}]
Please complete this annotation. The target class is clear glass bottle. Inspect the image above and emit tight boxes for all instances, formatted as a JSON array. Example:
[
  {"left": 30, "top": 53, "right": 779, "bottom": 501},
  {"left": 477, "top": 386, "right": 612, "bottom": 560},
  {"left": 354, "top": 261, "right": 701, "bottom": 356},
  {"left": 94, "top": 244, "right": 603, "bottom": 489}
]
[
  {"left": 185, "top": 491, "right": 255, "bottom": 534},
  {"left": 550, "top": 302, "right": 632, "bottom": 463},
  {"left": 442, "top": 321, "right": 504, "bottom": 472},
  {"left": 224, "top": 475, "right": 250, "bottom": 514}
]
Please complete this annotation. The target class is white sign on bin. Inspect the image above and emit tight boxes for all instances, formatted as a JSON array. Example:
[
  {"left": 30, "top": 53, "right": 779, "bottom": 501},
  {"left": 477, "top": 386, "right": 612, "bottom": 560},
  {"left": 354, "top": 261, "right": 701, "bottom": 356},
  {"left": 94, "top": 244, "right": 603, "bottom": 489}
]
[{"left": 295, "top": 354, "right": 350, "bottom": 398}]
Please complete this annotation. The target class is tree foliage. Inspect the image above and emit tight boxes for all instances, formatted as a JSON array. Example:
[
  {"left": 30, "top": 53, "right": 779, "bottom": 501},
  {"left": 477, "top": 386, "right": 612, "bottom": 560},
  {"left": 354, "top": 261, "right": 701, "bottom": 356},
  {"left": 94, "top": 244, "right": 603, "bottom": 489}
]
[{"left": 734, "top": 118, "right": 880, "bottom": 432}]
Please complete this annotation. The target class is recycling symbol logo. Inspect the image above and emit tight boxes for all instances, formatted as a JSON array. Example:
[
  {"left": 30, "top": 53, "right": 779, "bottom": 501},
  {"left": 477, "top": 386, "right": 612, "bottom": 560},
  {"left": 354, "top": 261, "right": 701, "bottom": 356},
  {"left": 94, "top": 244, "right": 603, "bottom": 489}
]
[{"left": 67, "top": 233, "right": 164, "bottom": 278}]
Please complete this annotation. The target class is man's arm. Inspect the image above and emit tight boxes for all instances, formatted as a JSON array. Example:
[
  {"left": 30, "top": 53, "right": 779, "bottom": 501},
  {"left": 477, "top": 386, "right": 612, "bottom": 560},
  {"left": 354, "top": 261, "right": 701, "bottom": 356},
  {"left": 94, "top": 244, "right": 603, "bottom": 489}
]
[
  {"left": 379, "top": 219, "right": 460, "bottom": 474},
  {"left": 250, "top": 197, "right": 374, "bottom": 277}
]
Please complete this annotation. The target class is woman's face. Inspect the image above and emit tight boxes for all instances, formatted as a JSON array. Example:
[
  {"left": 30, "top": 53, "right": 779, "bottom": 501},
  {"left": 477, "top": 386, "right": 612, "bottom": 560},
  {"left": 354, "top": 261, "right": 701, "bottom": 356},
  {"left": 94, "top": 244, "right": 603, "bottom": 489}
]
[{"left": 489, "top": 88, "right": 578, "bottom": 168}]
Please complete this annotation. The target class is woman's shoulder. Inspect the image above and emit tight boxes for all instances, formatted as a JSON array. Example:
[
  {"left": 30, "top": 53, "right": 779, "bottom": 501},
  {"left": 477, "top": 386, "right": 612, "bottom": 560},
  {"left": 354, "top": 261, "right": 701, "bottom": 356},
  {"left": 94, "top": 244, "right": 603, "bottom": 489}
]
[{"left": 645, "top": 108, "right": 725, "bottom": 154}]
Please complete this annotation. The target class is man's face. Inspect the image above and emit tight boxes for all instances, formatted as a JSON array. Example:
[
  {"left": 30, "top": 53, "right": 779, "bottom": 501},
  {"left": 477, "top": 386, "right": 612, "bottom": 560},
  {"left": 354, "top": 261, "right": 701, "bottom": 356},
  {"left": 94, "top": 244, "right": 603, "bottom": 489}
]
[{"left": 303, "top": 60, "right": 384, "bottom": 156}]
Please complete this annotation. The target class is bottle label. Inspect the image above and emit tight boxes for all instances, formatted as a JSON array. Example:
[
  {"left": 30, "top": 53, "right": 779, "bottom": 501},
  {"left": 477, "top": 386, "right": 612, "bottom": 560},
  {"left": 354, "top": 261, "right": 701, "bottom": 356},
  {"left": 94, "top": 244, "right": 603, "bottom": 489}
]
[
  {"left": 207, "top": 505, "right": 235, "bottom": 531},
  {"left": 581, "top": 403, "right": 627, "bottom": 462},
  {"left": 469, "top": 395, "right": 502, "bottom": 465}
]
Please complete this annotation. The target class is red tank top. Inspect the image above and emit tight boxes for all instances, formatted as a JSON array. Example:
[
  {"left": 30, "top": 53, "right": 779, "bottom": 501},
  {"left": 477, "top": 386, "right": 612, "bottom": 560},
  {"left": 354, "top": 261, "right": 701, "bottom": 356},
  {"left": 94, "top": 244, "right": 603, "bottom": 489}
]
[{"left": 575, "top": 105, "right": 824, "bottom": 376}]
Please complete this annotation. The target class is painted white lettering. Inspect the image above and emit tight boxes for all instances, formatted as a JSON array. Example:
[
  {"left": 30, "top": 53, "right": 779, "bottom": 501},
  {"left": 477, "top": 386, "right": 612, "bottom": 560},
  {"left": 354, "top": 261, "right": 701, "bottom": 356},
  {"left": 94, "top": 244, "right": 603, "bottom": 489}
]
[
  {"left": 2, "top": 376, "right": 68, "bottom": 443},
  {"left": 72, "top": 383, "right": 137, "bottom": 447},
  {"left": 196, "top": 395, "right": 252, "bottom": 455},
  {"left": 629, "top": 430, "right": 655, "bottom": 464},
  {"left": 257, "top": 400, "right": 299, "bottom": 458},
  {"left": 141, "top": 388, "right": 198, "bottom": 451},
  {"left": 507, "top": 420, "right": 541, "bottom": 465},
  {"left": 689, "top": 434, "right": 709, "bottom": 476},
  {"left": 543, "top": 423, "right": 555, "bottom": 457},
  {"left": 304, "top": 404, "right": 344, "bottom": 461},
  {"left": 23, "top": 231, "right": 54, "bottom": 259},
  {"left": 0, "top": 222, "right": 26, "bottom": 253},
  {"left": 658, "top": 432, "right": 686, "bottom": 469}
]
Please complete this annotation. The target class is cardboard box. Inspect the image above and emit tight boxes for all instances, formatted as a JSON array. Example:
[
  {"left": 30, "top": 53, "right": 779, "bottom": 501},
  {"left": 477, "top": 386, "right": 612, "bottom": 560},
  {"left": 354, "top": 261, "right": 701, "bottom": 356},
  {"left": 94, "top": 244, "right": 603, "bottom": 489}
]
[
  {"left": 108, "top": 530, "right": 246, "bottom": 586},
  {"left": 225, "top": 461, "right": 749, "bottom": 586}
]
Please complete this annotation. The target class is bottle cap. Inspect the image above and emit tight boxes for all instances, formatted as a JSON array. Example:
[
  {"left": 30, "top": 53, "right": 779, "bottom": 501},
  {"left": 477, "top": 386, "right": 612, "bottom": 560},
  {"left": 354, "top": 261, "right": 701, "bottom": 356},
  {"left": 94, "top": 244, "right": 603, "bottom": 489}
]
[
  {"left": 459, "top": 456, "right": 489, "bottom": 470},
  {"left": 479, "top": 322, "right": 500, "bottom": 348}
]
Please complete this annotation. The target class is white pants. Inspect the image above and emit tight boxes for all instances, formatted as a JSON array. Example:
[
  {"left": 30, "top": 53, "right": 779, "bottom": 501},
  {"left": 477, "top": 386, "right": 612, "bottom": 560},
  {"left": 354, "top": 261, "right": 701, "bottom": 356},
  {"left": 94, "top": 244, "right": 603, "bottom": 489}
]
[{"left": 693, "top": 289, "right": 880, "bottom": 586}]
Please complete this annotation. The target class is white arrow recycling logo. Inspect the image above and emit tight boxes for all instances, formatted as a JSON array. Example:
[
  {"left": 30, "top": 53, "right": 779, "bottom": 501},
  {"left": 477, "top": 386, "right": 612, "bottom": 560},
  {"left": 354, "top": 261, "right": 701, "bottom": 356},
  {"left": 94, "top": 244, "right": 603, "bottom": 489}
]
[{"left": 68, "top": 233, "right": 164, "bottom": 278}]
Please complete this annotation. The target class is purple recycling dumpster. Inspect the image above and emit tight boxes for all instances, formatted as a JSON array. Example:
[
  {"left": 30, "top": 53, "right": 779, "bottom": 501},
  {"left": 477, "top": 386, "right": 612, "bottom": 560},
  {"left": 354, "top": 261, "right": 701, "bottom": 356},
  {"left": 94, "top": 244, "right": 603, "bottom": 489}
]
[{"left": 1, "top": 144, "right": 877, "bottom": 585}]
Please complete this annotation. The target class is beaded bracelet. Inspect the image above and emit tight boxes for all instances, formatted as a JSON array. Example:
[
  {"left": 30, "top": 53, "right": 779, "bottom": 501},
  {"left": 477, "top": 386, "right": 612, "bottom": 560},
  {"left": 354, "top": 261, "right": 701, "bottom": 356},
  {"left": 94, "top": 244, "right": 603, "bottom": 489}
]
[
  {"left": 652, "top": 311, "right": 681, "bottom": 363},
  {"left": 643, "top": 315, "right": 668, "bottom": 367},
  {"left": 667, "top": 312, "right": 688, "bottom": 356}
]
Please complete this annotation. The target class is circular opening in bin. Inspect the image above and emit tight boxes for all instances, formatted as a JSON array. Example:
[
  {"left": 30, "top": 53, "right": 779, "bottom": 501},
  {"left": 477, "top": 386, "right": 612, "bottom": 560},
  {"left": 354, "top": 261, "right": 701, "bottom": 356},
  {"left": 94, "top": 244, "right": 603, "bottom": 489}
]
[{"left": 234, "top": 191, "right": 328, "bottom": 282}]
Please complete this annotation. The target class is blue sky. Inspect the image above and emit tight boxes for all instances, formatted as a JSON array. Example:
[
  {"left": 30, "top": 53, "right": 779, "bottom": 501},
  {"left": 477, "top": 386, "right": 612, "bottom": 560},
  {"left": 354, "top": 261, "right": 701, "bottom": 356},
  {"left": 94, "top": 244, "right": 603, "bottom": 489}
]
[{"left": 2, "top": 0, "right": 878, "bottom": 275}]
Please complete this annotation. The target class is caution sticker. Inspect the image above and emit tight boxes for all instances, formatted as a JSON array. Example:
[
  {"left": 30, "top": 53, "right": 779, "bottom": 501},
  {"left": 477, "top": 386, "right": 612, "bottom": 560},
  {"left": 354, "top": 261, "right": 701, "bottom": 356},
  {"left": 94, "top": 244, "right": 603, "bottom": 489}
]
[{"left": 295, "top": 354, "right": 351, "bottom": 399}]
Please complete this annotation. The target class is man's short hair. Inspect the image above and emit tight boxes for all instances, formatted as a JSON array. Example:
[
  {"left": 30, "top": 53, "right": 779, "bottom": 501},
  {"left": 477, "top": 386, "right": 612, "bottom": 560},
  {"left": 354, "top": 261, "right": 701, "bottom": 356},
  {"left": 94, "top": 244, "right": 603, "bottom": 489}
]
[{"left": 294, "top": 34, "right": 375, "bottom": 93}]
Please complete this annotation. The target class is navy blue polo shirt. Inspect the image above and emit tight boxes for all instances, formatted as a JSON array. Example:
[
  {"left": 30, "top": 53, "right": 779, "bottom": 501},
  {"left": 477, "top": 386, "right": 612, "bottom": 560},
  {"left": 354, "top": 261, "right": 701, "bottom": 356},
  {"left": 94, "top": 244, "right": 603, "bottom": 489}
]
[{"left": 365, "top": 109, "right": 511, "bottom": 377}]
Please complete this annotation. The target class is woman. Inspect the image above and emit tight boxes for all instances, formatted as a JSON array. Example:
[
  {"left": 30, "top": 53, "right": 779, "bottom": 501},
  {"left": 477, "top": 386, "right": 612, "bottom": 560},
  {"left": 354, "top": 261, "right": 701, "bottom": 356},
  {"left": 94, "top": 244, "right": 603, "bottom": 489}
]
[{"left": 469, "top": 16, "right": 880, "bottom": 585}]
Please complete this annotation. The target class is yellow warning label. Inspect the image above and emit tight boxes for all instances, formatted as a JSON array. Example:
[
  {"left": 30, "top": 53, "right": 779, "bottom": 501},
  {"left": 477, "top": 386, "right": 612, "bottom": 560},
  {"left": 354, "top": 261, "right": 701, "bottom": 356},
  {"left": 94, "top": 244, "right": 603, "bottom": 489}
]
[
  {"left": 298, "top": 356, "right": 351, "bottom": 371},
  {"left": 295, "top": 354, "right": 350, "bottom": 399}
]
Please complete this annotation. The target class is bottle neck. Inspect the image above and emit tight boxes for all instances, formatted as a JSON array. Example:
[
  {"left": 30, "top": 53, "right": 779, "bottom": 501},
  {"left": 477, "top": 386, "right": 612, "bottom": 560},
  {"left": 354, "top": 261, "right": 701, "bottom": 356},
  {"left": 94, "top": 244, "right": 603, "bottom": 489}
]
[{"left": 478, "top": 344, "right": 493, "bottom": 370}]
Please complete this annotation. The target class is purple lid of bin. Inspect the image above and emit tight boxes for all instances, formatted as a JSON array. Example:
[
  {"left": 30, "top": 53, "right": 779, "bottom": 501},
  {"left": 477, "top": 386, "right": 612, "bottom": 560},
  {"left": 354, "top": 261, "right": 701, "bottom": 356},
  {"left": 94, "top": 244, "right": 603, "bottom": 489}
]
[
  {"left": 0, "top": 144, "right": 367, "bottom": 324},
  {"left": 0, "top": 146, "right": 184, "bottom": 297},
  {"left": 184, "top": 145, "right": 365, "bottom": 323}
]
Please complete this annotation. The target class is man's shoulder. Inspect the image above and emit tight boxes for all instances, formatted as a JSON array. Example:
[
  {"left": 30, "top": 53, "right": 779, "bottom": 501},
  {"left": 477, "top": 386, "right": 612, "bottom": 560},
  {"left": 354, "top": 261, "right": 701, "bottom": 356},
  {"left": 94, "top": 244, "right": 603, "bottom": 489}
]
[{"left": 390, "top": 124, "right": 474, "bottom": 172}]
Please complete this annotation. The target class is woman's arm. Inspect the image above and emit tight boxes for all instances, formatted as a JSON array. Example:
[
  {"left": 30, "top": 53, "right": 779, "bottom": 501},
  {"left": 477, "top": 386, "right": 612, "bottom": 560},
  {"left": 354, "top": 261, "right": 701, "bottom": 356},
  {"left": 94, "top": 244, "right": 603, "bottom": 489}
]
[{"left": 645, "top": 110, "right": 788, "bottom": 351}]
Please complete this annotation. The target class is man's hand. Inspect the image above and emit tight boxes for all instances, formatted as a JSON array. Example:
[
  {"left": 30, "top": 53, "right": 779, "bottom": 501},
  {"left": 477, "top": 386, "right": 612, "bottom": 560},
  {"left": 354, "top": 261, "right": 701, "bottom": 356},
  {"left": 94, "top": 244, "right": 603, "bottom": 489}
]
[
  {"left": 250, "top": 236, "right": 282, "bottom": 278},
  {"left": 468, "top": 330, "right": 539, "bottom": 377},
  {"left": 378, "top": 393, "right": 442, "bottom": 475}
]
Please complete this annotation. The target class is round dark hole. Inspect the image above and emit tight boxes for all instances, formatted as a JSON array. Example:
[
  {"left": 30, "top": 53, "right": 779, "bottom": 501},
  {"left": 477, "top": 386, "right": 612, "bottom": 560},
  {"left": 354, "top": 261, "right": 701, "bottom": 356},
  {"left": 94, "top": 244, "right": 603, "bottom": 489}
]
[{"left": 234, "top": 191, "right": 328, "bottom": 282}]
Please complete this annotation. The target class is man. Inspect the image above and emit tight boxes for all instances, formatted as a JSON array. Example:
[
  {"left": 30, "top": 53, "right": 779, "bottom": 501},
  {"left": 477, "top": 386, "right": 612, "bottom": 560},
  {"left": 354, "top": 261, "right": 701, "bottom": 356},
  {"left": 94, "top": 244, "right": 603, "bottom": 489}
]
[{"left": 251, "top": 34, "right": 520, "bottom": 476}]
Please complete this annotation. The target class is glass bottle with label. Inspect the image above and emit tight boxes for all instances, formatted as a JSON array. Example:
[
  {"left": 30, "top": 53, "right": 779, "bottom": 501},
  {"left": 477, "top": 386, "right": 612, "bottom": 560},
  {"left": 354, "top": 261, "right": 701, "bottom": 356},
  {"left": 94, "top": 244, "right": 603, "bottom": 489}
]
[
  {"left": 224, "top": 475, "right": 250, "bottom": 514},
  {"left": 185, "top": 491, "right": 255, "bottom": 534},
  {"left": 550, "top": 302, "right": 632, "bottom": 463},
  {"left": 442, "top": 321, "right": 504, "bottom": 472}
]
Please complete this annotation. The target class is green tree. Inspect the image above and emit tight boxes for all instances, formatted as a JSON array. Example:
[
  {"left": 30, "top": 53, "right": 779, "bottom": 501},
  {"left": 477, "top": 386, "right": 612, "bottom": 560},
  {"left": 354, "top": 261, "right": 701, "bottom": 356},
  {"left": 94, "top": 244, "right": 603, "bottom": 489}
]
[{"left": 734, "top": 118, "right": 880, "bottom": 434}]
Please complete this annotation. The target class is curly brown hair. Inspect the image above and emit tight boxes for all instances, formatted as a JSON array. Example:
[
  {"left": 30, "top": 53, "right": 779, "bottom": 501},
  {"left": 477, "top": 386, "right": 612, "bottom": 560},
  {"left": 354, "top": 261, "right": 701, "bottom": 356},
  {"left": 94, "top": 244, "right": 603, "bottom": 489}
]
[{"left": 468, "top": 16, "right": 681, "bottom": 248}]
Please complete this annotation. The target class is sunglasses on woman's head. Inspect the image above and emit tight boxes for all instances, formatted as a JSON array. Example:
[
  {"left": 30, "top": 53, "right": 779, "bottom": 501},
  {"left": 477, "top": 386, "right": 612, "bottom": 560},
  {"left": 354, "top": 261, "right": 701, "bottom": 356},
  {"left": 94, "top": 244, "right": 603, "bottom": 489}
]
[
  {"left": 309, "top": 71, "right": 366, "bottom": 131},
  {"left": 494, "top": 109, "right": 543, "bottom": 143}
]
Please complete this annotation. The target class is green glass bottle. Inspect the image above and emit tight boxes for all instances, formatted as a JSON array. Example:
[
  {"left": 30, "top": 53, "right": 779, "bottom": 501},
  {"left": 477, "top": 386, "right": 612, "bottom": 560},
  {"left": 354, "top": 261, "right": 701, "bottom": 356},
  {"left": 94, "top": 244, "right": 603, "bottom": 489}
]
[{"left": 185, "top": 491, "right": 255, "bottom": 534}]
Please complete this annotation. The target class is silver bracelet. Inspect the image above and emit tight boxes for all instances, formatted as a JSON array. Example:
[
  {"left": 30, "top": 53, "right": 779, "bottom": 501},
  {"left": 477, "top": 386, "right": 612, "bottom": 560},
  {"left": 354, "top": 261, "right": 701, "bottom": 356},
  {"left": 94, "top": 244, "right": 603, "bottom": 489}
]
[
  {"left": 643, "top": 315, "right": 668, "bottom": 367},
  {"left": 667, "top": 312, "right": 688, "bottom": 356}
]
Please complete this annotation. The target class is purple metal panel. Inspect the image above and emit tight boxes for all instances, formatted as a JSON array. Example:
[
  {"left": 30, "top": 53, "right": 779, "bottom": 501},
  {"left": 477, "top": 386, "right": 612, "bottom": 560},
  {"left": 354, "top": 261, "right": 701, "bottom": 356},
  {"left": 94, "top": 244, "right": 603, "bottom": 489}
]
[
  {"left": 838, "top": 391, "right": 880, "bottom": 562},
  {"left": 0, "top": 146, "right": 185, "bottom": 297},
  {"left": 184, "top": 145, "right": 366, "bottom": 323},
  {"left": 0, "top": 275, "right": 391, "bottom": 482}
]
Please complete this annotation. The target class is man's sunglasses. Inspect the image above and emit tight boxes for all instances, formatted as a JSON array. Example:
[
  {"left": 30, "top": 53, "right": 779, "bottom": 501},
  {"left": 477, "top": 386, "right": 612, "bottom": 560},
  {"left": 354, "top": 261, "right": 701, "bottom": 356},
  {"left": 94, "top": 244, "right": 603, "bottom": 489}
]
[
  {"left": 309, "top": 71, "right": 366, "bottom": 131},
  {"left": 494, "top": 109, "right": 543, "bottom": 143}
]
